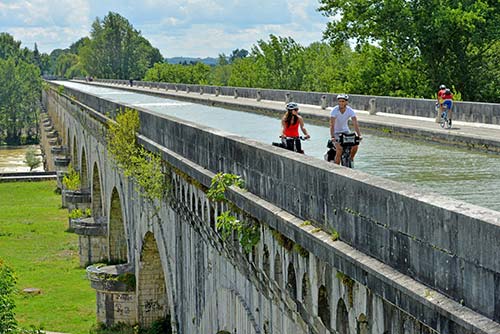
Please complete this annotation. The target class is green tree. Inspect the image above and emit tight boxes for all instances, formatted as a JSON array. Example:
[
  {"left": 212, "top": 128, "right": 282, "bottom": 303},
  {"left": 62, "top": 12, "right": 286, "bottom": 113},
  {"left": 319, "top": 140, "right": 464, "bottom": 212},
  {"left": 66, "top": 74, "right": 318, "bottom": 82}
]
[
  {"left": 80, "top": 12, "right": 163, "bottom": 79},
  {"left": 227, "top": 56, "right": 264, "bottom": 88},
  {"left": 24, "top": 148, "right": 41, "bottom": 171},
  {"left": 0, "top": 33, "right": 22, "bottom": 60},
  {"left": 229, "top": 48, "right": 249, "bottom": 63},
  {"left": 318, "top": 0, "right": 500, "bottom": 102},
  {"left": 251, "top": 35, "right": 305, "bottom": 90},
  {"left": 0, "top": 58, "right": 41, "bottom": 145},
  {"left": 55, "top": 53, "right": 79, "bottom": 78}
]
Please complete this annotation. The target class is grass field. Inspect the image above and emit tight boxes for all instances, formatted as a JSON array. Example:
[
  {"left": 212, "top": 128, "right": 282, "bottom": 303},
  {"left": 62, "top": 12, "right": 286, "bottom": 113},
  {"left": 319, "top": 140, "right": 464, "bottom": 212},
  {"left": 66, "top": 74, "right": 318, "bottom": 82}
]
[{"left": 0, "top": 180, "right": 95, "bottom": 334}]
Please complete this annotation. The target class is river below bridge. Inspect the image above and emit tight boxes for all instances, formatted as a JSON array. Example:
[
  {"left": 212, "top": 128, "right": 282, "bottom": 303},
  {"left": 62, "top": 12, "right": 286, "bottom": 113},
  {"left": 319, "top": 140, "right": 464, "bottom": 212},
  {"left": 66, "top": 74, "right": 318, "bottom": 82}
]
[{"left": 56, "top": 81, "right": 500, "bottom": 212}]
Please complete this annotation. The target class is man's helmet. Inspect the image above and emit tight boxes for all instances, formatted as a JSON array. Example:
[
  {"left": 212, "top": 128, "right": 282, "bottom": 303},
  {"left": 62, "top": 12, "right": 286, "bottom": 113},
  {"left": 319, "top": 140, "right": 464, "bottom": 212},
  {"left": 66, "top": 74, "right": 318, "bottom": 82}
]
[
  {"left": 337, "top": 93, "right": 349, "bottom": 101},
  {"left": 286, "top": 102, "right": 298, "bottom": 111},
  {"left": 444, "top": 88, "right": 451, "bottom": 94},
  {"left": 439, "top": 84, "right": 446, "bottom": 90}
]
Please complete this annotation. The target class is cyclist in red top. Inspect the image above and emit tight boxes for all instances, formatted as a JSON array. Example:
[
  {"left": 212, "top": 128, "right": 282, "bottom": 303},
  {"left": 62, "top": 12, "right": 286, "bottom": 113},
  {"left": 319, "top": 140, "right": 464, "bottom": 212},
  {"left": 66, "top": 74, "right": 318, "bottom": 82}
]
[
  {"left": 441, "top": 88, "right": 454, "bottom": 126},
  {"left": 281, "top": 102, "right": 310, "bottom": 153},
  {"left": 437, "top": 84, "right": 446, "bottom": 105}
]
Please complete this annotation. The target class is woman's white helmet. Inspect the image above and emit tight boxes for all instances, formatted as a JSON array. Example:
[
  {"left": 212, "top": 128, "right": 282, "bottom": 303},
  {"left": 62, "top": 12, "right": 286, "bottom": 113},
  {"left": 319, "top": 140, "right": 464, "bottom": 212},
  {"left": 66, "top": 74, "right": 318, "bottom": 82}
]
[
  {"left": 286, "top": 102, "right": 299, "bottom": 111},
  {"left": 337, "top": 94, "right": 349, "bottom": 101}
]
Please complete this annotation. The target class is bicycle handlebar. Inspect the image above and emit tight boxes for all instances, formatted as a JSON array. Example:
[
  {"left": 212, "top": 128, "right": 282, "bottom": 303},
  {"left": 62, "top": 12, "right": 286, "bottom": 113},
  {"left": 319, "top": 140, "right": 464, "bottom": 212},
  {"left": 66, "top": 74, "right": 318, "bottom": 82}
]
[{"left": 280, "top": 135, "right": 309, "bottom": 140}]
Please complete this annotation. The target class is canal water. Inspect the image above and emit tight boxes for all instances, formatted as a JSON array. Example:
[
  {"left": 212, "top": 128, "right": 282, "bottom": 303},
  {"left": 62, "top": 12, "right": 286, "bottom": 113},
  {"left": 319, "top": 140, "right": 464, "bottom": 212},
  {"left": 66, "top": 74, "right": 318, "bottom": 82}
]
[
  {"left": 0, "top": 145, "right": 44, "bottom": 173},
  {"left": 55, "top": 81, "right": 500, "bottom": 212}
]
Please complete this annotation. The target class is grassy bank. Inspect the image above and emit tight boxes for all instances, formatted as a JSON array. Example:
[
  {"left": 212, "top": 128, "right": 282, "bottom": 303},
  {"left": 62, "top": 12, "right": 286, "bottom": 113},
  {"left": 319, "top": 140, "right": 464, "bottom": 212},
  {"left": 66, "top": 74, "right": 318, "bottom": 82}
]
[{"left": 0, "top": 180, "right": 95, "bottom": 333}]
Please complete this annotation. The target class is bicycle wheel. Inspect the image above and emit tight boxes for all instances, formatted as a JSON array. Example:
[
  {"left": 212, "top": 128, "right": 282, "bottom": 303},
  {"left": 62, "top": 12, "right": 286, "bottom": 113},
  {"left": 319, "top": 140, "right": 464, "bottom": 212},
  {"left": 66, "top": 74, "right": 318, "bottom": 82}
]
[
  {"left": 439, "top": 113, "right": 447, "bottom": 128},
  {"left": 341, "top": 151, "right": 352, "bottom": 168}
]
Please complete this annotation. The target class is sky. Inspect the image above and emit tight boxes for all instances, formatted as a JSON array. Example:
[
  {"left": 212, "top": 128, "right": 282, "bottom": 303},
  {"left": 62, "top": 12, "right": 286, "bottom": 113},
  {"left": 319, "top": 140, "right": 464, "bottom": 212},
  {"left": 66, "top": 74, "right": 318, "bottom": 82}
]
[{"left": 0, "top": 0, "right": 330, "bottom": 58}]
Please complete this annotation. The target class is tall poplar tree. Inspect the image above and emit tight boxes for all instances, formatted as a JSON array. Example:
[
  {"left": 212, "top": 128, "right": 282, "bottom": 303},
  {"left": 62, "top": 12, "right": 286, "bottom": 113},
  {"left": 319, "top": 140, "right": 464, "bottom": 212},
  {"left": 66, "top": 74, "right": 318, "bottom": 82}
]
[{"left": 79, "top": 12, "right": 163, "bottom": 79}]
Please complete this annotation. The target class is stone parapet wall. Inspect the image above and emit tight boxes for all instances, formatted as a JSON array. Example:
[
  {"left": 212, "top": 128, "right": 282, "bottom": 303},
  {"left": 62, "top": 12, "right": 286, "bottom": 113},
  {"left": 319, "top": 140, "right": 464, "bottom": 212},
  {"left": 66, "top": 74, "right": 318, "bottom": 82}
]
[{"left": 90, "top": 78, "right": 500, "bottom": 125}]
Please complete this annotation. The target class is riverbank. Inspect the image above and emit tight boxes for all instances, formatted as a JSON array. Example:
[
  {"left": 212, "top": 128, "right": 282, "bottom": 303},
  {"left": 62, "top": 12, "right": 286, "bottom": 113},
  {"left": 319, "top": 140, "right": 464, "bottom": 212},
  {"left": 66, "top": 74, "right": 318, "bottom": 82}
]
[
  {"left": 0, "top": 180, "right": 95, "bottom": 333},
  {"left": 0, "top": 145, "right": 44, "bottom": 173}
]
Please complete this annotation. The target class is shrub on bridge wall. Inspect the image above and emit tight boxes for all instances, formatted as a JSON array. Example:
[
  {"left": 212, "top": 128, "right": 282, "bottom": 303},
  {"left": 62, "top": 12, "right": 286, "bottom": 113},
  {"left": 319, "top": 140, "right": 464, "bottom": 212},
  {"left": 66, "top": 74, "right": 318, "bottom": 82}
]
[
  {"left": 207, "top": 172, "right": 260, "bottom": 253},
  {"left": 106, "top": 108, "right": 167, "bottom": 210},
  {"left": 62, "top": 164, "right": 80, "bottom": 191}
]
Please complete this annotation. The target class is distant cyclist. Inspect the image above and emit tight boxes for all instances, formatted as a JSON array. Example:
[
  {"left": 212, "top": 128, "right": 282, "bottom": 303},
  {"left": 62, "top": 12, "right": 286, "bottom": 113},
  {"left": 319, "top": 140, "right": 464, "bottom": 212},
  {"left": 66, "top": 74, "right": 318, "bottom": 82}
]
[
  {"left": 281, "top": 102, "right": 310, "bottom": 153},
  {"left": 441, "top": 88, "right": 454, "bottom": 126},
  {"left": 330, "top": 94, "right": 362, "bottom": 165},
  {"left": 437, "top": 84, "right": 446, "bottom": 109}
]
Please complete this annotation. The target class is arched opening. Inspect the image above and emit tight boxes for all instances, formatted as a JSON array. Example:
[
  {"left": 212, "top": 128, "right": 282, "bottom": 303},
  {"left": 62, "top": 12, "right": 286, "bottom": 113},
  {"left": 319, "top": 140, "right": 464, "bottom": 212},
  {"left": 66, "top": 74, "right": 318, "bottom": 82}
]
[
  {"left": 302, "top": 273, "right": 312, "bottom": 309},
  {"left": 286, "top": 262, "right": 297, "bottom": 299},
  {"left": 263, "top": 245, "right": 270, "bottom": 278},
  {"left": 92, "top": 163, "right": 103, "bottom": 217},
  {"left": 209, "top": 204, "right": 216, "bottom": 230},
  {"left": 137, "top": 232, "right": 171, "bottom": 330},
  {"left": 80, "top": 147, "right": 88, "bottom": 189},
  {"left": 65, "top": 128, "right": 70, "bottom": 148},
  {"left": 274, "top": 252, "right": 283, "bottom": 287},
  {"left": 72, "top": 136, "right": 78, "bottom": 166},
  {"left": 109, "top": 187, "right": 127, "bottom": 264},
  {"left": 318, "top": 285, "right": 331, "bottom": 329},
  {"left": 336, "top": 298, "right": 350, "bottom": 334}
]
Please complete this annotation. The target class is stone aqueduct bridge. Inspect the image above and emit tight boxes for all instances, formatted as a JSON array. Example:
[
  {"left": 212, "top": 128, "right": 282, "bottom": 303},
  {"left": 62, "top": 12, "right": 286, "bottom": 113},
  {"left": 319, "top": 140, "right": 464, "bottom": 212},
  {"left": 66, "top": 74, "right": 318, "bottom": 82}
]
[{"left": 41, "top": 82, "right": 500, "bottom": 334}]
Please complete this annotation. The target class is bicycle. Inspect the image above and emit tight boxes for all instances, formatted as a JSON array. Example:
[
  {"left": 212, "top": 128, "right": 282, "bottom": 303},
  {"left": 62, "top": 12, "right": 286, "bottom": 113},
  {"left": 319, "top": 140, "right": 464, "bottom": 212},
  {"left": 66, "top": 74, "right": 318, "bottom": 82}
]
[
  {"left": 272, "top": 136, "right": 307, "bottom": 154},
  {"left": 437, "top": 100, "right": 453, "bottom": 129},
  {"left": 324, "top": 133, "right": 361, "bottom": 168}
]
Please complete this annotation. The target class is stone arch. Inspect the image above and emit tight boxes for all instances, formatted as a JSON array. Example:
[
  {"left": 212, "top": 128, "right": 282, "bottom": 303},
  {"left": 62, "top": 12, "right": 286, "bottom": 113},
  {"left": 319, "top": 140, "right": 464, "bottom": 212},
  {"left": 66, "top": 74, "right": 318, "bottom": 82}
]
[
  {"left": 263, "top": 245, "right": 270, "bottom": 278},
  {"left": 336, "top": 298, "right": 350, "bottom": 334},
  {"left": 274, "top": 252, "right": 283, "bottom": 287},
  {"left": 357, "top": 313, "right": 369, "bottom": 334},
  {"left": 286, "top": 262, "right": 297, "bottom": 299},
  {"left": 318, "top": 285, "right": 331, "bottom": 329},
  {"left": 80, "top": 146, "right": 89, "bottom": 189},
  {"left": 109, "top": 187, "right": 127, "bottom": 264},
  {"left": 137, "top": 232, "right": 170, "bottom": 329},
  {"left": 92, "top": 163, "right": 103, "bottom": 217}
]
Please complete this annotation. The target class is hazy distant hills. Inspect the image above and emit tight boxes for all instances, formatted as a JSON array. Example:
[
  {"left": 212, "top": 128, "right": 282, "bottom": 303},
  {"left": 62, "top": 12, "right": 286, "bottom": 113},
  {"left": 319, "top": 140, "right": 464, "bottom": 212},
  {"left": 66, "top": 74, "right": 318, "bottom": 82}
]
[{"left": 165, "top": 57, "right": 218, "bottom": 66}]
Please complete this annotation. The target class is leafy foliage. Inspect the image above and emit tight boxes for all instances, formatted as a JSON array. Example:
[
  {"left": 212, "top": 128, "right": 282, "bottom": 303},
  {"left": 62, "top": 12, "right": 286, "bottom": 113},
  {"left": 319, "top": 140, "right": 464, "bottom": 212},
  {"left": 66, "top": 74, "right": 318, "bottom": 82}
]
[
  {"left": 107, "top": 108, "right": 166, "bottom": 205},
  {"left": 68, "top": 208, "right": 92, "bottom": 219},
  {"left": 206, "top": 172, "right": 245, "bottom": 202},
  {"left": 216, "top": 211, "right": 260, "bottom": 254},
  {"left": 62, "top": 164, "right": 81, "bottom": 191},
  {"left": 0, "top": 259, "right": 17, "bottom": 333},
  {"left": 79, "top": 12, "right": 163, "bottom": 79},
  {"left": 206, "top": 173, "right": 258, "bottom": 253},
  {"left": 144, "top": 62, "right": 211, "bottom": 84},
  {"left": 318, "top": 0, "right": 500, "bottom": 102},
  {"left": 0, "top": 54, "right": 41, "bottom": 145},
  {"left": 23, "top": 148, "right": 41, "bottom": 171}
]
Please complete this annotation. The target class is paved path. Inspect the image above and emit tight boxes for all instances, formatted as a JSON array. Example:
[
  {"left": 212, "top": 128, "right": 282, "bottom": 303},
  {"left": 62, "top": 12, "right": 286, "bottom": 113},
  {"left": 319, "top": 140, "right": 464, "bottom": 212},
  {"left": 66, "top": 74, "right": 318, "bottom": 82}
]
[{"left": 76, "top": 81, "right": 500, "bottom": 154}]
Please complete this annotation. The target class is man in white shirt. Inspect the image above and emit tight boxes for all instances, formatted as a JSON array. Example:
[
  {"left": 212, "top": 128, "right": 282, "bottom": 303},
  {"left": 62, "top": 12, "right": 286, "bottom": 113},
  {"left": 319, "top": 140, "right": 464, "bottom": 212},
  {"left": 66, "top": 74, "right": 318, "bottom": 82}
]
[{"left": 329, "top": 94, "right": 362, "bottom": 165}]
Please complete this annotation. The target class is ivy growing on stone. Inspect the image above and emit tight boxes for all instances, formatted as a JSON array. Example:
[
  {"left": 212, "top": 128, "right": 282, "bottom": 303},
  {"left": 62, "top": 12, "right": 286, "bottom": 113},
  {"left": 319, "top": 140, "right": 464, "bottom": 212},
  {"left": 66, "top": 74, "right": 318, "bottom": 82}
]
[
  {"left": 207, "top": 173, "right": 259, "bottom": 253},
  {"left": 216, "top": 211, "right": 260, "bottom": 254},
  {"left": 207, "top": 172, "right": 244, "bottom": 202},
  {"left": 106, "top": 108, "right": 166, "bottom": 208}
]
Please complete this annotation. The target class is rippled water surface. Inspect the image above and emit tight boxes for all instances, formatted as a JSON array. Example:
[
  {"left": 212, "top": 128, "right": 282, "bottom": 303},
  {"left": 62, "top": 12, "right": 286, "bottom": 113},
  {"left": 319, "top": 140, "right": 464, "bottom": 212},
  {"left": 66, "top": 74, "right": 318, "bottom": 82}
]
[
  {"left": 56, "top": 81, "right": 500, "bottom": 212},
  {"left": 0, "top": 145, "right": 43, "bottom": 173}
]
